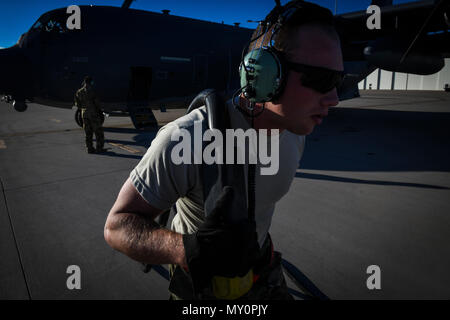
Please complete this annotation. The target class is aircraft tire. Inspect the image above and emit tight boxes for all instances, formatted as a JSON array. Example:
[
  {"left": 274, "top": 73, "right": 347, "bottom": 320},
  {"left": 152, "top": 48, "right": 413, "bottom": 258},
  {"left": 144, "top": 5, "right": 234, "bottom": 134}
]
[
  {"left": 13, "top": 100, "right": 27, "bottom": 112},
  {"left": 75, "top": 109, "right": 83, "bottom": 127}
]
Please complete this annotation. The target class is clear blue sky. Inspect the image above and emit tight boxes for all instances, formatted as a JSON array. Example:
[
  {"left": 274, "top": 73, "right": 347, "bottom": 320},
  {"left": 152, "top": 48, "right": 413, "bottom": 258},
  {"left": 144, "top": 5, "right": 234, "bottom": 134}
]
[{"left": 0, "top": 0, "right": 420, "bottom": 48}]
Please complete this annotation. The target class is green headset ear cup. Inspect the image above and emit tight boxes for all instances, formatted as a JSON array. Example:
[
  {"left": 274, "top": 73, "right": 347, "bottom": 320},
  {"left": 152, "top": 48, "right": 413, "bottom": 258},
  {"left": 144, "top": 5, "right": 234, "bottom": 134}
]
[{"left": 239, "top": 47, "right": 284, "bottom": 103}]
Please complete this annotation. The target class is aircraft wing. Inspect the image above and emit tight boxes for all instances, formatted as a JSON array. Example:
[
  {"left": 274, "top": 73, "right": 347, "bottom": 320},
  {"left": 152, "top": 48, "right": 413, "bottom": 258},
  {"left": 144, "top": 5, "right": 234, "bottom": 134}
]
[
  {"left": 336, "top": 0, "right": 450, "bottom": 61},
  {"left": 335, "top": 0, "right": 450, "bottom": 100}
]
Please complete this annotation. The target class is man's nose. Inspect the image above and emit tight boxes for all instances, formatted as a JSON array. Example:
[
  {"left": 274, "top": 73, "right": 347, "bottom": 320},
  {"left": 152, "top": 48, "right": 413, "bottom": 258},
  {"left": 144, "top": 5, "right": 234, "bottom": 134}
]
[{"left": 321, "top": 88, "right": 339, "bottom": 108}]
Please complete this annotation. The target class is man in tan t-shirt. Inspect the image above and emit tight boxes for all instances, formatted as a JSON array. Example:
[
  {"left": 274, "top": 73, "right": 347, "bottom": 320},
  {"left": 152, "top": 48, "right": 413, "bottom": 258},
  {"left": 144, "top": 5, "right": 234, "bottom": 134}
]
[{"left": 104, "top": 1, "right": 343, "bottom": 300}]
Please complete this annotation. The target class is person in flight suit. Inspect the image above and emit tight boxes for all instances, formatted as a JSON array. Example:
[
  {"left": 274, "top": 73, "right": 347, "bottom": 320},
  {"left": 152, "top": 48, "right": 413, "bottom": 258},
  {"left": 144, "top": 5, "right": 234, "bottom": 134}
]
[{"left": 74, "top": 76, "right": 106, "bottom": 154}]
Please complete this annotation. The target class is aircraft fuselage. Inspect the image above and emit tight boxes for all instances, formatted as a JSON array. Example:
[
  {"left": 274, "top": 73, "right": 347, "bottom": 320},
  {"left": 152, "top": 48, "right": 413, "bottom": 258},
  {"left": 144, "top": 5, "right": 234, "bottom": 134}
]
[{"left": 0, "top": 6, "right": 253, "bottom": 112}]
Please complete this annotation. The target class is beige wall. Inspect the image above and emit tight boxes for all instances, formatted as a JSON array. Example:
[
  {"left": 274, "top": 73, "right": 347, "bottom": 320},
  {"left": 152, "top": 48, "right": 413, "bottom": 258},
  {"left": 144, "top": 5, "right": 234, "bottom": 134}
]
[{"left": 358, "top": 58, "right": 450, "bottom": 91}]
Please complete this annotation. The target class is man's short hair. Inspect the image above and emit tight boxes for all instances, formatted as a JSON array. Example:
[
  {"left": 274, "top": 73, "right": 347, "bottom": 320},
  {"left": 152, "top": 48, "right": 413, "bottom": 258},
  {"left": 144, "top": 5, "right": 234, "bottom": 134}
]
[{"left": 249, "top": 1, "right": 338, "bottom": 58}]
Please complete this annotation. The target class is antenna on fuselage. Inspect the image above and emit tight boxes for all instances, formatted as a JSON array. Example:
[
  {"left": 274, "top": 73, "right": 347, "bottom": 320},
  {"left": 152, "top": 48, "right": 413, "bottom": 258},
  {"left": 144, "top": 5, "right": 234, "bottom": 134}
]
[{"left": 121, "top": 0, "right": 135, "bottom": 9}]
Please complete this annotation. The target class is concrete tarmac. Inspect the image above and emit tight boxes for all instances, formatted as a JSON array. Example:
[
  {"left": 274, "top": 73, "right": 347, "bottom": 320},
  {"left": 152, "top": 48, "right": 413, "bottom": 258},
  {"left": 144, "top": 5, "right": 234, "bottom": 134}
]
[{"left": 1, "top": 90, "right": 449, "bottom": 299}]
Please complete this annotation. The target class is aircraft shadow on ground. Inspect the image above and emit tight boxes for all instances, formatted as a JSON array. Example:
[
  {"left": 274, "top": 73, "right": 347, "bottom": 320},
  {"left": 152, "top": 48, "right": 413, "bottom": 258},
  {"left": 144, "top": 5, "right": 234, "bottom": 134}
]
[
  {"left": 295, "top": 172, "right": 449, "bottom": 190},
  {"left": 104, "top": 138, "right": 152, "bottom": 148},
  {"left": 103, "top": 126, "right": 159, "bottom": 135},
  {"left": 102, "top": 127, "right": 141, "bottom": 134},
  {"left": 94, "top": 150, "right": 143, "bottom": 160},
  {"left": 100, "top": 127, "right": 159, "bottom": 159},
  {"left": 105, "top": 108, "right": 450, "bottom": 177},
  {"left": 299, "top": 107, "right": 450, "bottom": 173}
]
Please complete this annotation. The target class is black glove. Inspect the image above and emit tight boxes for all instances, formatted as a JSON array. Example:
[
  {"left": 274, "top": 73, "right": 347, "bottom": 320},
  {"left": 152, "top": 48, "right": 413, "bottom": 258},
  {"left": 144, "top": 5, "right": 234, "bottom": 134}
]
[{"left": 182, "top": 186, "right": 261, "bottom": 291}]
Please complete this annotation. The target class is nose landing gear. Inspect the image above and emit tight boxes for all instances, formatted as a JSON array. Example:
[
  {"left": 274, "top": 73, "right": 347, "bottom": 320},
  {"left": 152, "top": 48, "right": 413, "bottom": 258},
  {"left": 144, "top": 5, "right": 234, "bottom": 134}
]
[
  {"left": 1, "top": 95, "right": 13, "bottom": 103},
  {"left": 2, "top": 95, "right": 28, "bottom": 112},
  {"left": 2, "top": 96, "right": 27, "bottom": 112}
]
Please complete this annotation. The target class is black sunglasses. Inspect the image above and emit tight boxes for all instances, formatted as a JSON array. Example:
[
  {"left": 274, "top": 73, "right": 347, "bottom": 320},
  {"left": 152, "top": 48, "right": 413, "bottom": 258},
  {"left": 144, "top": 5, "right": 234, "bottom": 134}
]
[{"left": 286, "top": 61, "right": 345, "bottom": 94}]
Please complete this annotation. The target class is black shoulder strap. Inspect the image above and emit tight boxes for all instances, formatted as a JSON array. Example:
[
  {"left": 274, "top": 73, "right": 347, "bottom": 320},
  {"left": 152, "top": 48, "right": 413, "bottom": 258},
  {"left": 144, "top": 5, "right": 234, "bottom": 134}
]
[
  {"left": 187, "top": 89, "right": 228, "bottom": 132},
  {"left": 141, "top": 89, "right": 248, "bottom": 275},
  {"left": 187, "top": 89, "right": 248, "bottom": 223}
]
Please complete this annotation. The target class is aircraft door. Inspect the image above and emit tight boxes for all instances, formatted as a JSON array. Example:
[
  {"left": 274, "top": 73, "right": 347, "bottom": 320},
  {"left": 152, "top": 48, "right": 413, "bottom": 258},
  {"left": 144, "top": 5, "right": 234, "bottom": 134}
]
[
  {"left": 127, "top": 66, "right": 157, "bottom": 130},
  {"left": 193, "top": 55, "right": 208, "bottom": 88},
  {"left": 128, "top": 66, "right": 152, "bottom": 104}
]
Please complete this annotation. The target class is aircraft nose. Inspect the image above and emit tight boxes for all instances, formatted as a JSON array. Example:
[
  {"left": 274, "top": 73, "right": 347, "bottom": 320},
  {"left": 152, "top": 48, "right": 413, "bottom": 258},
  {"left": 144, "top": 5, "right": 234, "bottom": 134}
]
[{"left": 0, "top": 46, "right": 32, "bottom": 98}]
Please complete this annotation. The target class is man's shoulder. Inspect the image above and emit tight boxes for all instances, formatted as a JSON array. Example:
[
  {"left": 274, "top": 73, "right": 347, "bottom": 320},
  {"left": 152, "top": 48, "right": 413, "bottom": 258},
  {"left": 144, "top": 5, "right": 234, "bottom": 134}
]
[
  {"left": 285, "top": 131, "right": 305, "bottom": 147},
  {"left": 281, "top": 131, "right": 306, "bottom": 158},
  {"left": 288, "top": 132, "right": 305, "bottom": 144},
  {"left": 167, "top": 98, "right": 238, "bottom": 132},
  {"left": 148, "top": 106, "right": 208, "bottom": 153},
  {"left": 161, "top": 106, "right": 208, "bottom": 132}
]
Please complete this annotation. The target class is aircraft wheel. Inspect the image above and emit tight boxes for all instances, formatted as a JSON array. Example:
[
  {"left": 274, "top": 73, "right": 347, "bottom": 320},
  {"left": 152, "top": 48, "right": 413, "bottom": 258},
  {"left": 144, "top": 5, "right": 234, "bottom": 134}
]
[
  {"left": 13, "top": 100, "right": 27, "bottom": 112},
  {"left": 75, "top": 109, "right": 83, "bottom": 127}
]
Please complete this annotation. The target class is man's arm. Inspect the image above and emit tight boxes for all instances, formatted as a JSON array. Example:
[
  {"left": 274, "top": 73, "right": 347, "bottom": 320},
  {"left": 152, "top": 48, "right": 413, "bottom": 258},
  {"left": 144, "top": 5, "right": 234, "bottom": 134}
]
[{"left": 104, "top": 177, "right": 187, "bottom": 269}]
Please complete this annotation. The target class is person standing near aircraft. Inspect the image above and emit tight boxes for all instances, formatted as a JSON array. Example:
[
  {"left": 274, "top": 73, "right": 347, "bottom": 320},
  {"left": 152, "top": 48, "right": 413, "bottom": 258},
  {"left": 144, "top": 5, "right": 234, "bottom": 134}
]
[
  {"left": 74, "top": 76, "right": 106, "bottom": 154},
  {"left": 104, "top": 0, "right": 343, "bottom": 299}
]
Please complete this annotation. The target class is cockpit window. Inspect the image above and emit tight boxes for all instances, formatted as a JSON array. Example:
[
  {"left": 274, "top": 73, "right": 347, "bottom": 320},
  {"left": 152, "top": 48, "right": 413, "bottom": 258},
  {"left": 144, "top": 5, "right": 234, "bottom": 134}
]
[
  {"left": 31, "top": 20, "right": 43, "bottom": 30},
  {"left": 44, "top": 19, "right": 66, "bottom": 33},
  {"left": 31, "top": 12, "right": 67, "bottom": 34}
]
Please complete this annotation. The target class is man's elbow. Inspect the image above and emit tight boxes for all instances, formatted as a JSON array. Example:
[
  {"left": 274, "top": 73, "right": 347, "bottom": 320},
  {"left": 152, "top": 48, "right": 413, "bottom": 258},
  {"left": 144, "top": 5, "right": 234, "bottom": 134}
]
[
  {"left": 103, "top": 222, "right": 113, "bottom": 248},
  {"left": 103, "top": 213, "right": 121, "bottom": 250}
]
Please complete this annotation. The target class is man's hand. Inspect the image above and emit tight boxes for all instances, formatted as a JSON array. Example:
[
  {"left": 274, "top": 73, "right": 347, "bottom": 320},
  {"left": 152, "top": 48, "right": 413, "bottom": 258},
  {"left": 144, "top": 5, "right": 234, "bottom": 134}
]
[{"left": 182, "top": 186, "right": 261, "bottom": 290}]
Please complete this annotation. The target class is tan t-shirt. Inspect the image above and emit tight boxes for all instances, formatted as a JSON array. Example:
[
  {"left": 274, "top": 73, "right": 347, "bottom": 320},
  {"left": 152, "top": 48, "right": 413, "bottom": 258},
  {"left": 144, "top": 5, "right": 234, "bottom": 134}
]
[{"left": 130, "top": 100, "right": 305, "bottom": 246}]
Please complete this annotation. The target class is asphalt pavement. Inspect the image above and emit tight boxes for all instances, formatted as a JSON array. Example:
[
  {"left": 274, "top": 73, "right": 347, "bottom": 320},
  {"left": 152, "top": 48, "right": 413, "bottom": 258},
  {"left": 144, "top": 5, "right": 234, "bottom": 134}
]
[{"left": 1, "top": 90, "right": 449, "bottom": 299}]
